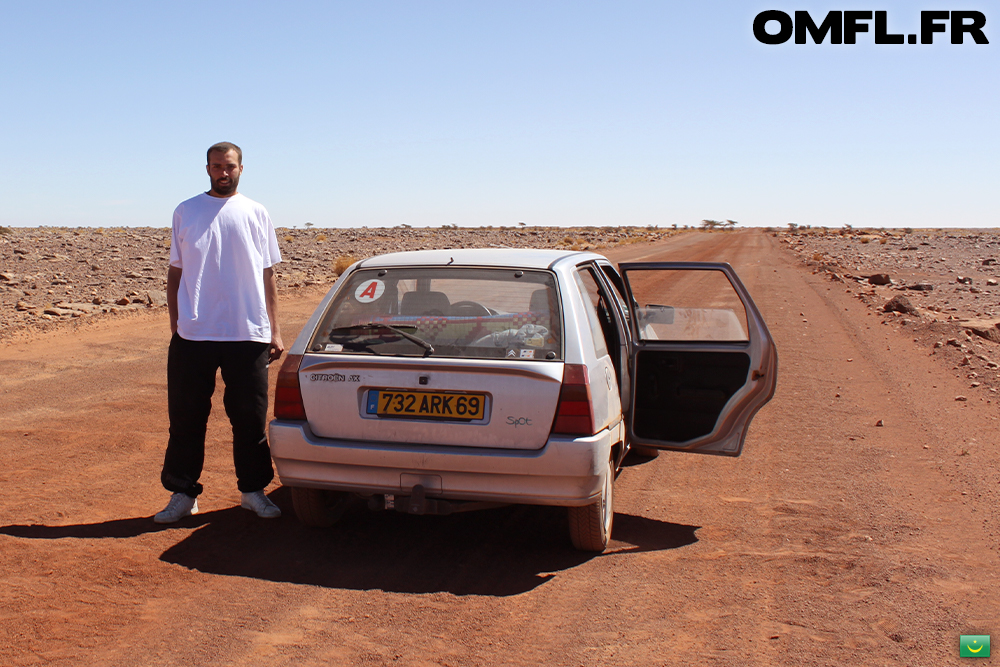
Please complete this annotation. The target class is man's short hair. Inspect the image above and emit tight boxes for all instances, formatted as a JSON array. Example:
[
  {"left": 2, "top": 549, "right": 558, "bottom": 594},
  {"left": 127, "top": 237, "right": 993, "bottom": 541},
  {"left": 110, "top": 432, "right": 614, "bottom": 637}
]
[{"left": 207, "top": 142, "right": 242, "bottom": 165}]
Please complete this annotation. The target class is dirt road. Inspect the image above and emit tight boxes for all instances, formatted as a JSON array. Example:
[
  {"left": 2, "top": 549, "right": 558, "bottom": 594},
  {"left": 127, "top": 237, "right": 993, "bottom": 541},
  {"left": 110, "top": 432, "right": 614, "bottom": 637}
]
[{"left": 2, "top": 231, "right": 998, "bottom": 666}]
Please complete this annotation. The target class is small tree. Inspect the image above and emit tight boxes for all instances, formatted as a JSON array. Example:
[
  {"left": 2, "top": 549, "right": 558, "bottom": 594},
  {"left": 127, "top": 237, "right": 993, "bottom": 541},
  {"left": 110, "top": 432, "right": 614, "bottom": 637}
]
[
  {"left": 701, "top": 219, "right": 720, "bottom": 230},
  {"left": 725, "top": 219, "right": 739, "bottom": 231}
]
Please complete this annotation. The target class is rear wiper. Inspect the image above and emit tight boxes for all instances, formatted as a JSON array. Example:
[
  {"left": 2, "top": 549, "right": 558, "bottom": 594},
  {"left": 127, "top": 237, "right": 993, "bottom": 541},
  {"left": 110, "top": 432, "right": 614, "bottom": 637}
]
[{"left": 329, "top": 323, "right": 435, "bottom": 357}]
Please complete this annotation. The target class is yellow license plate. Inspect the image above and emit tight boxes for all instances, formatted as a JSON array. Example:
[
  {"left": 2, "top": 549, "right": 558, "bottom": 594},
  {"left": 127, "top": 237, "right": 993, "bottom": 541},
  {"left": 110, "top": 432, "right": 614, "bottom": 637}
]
[{"left": 367, "top": 389, "right": 487, "bottom": 420}]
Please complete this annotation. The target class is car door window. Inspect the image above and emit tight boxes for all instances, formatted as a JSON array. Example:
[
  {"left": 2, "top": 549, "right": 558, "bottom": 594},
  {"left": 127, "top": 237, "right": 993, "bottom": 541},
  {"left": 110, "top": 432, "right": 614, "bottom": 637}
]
[
  {"left": 598, "top": 263, "right": 631, "bottom": 325},
  {"left": 572, "top": 268, "right": 610, "bottom": 359},
  {"left": 625, "top": 268, "right": 748, "bottom": 342}
]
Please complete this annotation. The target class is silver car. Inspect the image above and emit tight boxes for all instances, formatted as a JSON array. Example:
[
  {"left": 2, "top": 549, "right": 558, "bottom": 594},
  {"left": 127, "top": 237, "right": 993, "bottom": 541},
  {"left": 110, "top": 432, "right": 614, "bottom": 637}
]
[{"left": 269, "top": 248, "right": 777, "bottom": 551}]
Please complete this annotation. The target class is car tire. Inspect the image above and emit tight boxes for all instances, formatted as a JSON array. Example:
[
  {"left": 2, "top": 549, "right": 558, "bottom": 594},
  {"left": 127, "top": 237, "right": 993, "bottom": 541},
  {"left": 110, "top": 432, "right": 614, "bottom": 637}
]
[
  {"left": 290, "top": 486, "right": 349, "bottom": 528},
  {"left": 568, "top": 452, "right": 614, "bottom": 552}
]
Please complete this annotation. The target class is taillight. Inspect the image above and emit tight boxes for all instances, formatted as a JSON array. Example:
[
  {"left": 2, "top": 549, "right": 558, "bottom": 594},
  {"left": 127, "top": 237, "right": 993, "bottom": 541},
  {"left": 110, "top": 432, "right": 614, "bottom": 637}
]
[
  {"left": 551, "top": 363, "right": 596, "bottom": 436},
  {"left": 274, "top": 353, "right": 306, "bottom": 420}
]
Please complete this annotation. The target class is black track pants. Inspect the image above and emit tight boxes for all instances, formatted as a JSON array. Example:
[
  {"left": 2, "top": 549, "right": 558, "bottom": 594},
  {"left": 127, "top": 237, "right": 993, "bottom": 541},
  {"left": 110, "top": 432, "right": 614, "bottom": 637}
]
[{"left": 161, "top": 334, "right": 274, "bottom": 497}]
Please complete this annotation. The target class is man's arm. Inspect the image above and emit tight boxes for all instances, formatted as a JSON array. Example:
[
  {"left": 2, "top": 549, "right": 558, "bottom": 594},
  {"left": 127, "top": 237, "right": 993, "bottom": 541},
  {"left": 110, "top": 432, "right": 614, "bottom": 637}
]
[
  {"left": 167, "top": 266, "right": 182, "bottom": 336},
  {"left": 264, "top": 266, "right": 284, "bottom": 363}
]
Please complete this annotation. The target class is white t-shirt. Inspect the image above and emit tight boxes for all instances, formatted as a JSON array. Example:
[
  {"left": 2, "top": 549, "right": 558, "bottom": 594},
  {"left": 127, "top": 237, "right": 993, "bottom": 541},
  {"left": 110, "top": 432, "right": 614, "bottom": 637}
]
[{"left": 170, "top": 192, "right": 282, "bottom": 342}]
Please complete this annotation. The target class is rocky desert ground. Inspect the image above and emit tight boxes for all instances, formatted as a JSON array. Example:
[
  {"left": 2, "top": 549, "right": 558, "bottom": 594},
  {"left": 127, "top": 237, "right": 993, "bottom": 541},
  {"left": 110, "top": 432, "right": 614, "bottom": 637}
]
[
  {"left": 779, "top": 226, "right": 1000, "bottom": 398},
  {"left": 0, "top": 225, "right": 668, "bottom": 342}
]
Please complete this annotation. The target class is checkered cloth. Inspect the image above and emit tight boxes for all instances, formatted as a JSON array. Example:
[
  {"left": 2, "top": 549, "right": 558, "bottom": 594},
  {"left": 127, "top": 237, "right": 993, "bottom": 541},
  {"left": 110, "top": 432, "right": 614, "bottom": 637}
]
[{"left": 356, "top": 311, "right": 549, "bottom": 343}]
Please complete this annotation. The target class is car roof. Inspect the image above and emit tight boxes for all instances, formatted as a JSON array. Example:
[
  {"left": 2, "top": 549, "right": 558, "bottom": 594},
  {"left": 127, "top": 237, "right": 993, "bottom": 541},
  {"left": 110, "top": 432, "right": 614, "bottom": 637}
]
[{"left": 357, "top": 247, "right": 606, "bottom": 270}]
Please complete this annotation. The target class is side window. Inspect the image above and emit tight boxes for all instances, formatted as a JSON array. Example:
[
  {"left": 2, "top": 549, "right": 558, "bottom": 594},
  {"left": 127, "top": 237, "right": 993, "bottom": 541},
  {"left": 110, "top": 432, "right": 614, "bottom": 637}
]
[
  {"left": 573, "top": 268, "right": 610, "bottom": 359},
  {"left": 599, "top": 264, "right": 630, "bottom": 325}
]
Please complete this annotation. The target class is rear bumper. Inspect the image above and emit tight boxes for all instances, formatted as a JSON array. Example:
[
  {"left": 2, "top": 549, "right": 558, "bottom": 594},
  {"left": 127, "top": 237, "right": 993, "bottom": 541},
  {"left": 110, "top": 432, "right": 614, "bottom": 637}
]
[{"left": 268, "top": 420, "right": 620, "bottom": 507}]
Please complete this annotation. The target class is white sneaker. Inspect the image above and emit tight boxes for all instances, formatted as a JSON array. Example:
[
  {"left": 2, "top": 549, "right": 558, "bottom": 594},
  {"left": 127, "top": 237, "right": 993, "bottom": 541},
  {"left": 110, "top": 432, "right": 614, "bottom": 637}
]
[
  {"left": 241, "top": 490, "right": 281, "bottom": 519},
  {"left": 154, "top": 493, "right": 198, "bottom": 524}
]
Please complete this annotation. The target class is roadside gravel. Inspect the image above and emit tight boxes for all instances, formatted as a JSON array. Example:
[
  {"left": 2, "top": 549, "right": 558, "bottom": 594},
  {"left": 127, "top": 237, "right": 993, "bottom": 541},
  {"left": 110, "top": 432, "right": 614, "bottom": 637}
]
[
  {"left": 0, "top": 225, "right": 669, "bottom": 342},
  {"left": 779, "top": 227, "right": 1000, "bottom": 399}
]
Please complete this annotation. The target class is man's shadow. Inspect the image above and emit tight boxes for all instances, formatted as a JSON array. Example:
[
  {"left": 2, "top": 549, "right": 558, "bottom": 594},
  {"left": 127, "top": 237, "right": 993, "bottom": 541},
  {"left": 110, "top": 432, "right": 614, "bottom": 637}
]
[{"left": 0, "top": 487, "right": 698, "bottom": 596}]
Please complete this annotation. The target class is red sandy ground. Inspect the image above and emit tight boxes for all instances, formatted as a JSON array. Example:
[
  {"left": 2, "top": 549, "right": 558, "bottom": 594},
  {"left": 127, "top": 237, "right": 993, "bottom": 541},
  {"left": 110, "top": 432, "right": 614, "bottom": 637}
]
[{"left": 1, "top": 231, "right": 998, "bottom": 666}]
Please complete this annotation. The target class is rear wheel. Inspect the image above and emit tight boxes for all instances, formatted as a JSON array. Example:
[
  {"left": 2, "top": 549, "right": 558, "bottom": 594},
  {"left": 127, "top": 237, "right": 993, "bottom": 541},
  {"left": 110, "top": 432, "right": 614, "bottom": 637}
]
[
  {"left": 290, "top": 486, "right": 349, "bottom": 527},
  {"left": 568, "top": 452, "right": 615, "bottom": 552}
]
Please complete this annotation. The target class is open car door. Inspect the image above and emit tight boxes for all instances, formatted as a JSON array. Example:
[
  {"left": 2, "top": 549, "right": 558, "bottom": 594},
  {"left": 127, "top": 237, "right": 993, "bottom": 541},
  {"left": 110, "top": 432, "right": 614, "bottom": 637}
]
[{"left": 620, "top": 262, "right": 777, "bottom": 457}]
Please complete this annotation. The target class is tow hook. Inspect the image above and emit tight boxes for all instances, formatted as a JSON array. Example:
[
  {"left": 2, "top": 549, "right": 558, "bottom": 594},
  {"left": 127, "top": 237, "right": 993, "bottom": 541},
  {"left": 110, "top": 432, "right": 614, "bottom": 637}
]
[
  {"left": 367, "top": 487, "right": 508, "bottom": 516},
  {"left": 408, "top": 485, "right": 427, "bottom": 514}
]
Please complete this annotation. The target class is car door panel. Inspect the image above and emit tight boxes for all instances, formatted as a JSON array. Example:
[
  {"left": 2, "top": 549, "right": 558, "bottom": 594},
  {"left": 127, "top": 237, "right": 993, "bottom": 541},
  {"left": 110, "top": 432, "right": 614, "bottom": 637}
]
[{"left": 619, "top": 262, "right": 777, "bottom": 457}]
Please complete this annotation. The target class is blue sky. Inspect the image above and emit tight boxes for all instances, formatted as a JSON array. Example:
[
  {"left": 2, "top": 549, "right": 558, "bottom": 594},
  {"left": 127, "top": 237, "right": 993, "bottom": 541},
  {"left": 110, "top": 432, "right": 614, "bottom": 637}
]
[{"left": 0, "top": 2, "right": 995, "bottom": 229}]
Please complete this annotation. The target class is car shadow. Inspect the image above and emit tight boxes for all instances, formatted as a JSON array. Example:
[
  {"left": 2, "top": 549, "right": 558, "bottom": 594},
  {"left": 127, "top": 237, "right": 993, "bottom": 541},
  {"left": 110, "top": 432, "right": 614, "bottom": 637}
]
[
  {"left": 621, "top": 449, "right": 660, "bottom": 467},
  {"left": 0, "top": 488, "right": 699, "bottom": 597}
]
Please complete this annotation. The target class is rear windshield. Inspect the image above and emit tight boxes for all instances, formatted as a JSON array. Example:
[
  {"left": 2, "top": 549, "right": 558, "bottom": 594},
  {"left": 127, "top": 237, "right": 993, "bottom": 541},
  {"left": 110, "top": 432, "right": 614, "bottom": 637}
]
[{"left": 310, "top": 267, "right": 563, "bottom": 360}]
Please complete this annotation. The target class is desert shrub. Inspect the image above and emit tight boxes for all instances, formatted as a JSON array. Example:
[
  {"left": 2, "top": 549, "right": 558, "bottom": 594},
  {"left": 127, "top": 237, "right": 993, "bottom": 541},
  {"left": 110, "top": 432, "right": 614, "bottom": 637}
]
[
  {"left": 0, "top": 226, "right": 12, "bottom": 235},
  {"left": 562, "top": 236, "right": 574, "bottom": 245},
  {"left": 284, "top": 235, "right": 294, "bottom": 243},
  {"left": 315, "top": 234, "right": 327, "bottom": 242},
  {"left": 879, "top": 238, "right": 888, "bottom": 244},
  {"left": 860, "top": 237, "right": 871, "bottom": 243},
  {"left": 333, "top": 255, "right": 357, "bottom": 275}
]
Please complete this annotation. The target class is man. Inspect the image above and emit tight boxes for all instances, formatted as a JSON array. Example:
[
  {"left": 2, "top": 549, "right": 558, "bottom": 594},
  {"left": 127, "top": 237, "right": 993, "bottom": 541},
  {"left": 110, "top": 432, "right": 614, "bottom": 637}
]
[{"left": 154, "top": 142, "right": 285, "bottom": 523}]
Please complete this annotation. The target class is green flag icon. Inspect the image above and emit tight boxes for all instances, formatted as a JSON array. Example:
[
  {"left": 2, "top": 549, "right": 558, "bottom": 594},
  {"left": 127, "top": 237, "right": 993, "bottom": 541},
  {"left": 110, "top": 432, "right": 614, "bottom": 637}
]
[{"left": 960, "top": 635, "right": 990, "bottom": 657}]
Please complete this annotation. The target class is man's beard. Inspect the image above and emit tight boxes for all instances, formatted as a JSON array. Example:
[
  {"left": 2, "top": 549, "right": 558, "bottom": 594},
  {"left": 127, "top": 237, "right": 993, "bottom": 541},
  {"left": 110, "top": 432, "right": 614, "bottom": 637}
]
[{"left": 211, "top": 174, "right": 239, "bottom": 196}]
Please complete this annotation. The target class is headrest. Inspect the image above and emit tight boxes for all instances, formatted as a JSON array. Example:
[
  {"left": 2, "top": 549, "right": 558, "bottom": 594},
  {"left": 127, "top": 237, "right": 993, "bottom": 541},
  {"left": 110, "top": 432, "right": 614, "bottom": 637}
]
[
  {"left": 400, "top": 290, "right": 451, "bottom": 316},
  {"left": 529, "top": 288, "right": 552, "bottom": 313}
]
